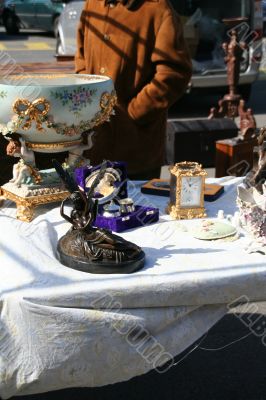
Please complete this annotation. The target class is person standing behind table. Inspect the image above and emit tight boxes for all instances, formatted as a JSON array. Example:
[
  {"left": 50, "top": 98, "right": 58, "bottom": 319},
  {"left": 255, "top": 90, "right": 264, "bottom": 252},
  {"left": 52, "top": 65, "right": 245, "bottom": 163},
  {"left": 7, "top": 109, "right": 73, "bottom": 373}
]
[{"left": 75, "top": 0, "right": 192, "bottom": 180}]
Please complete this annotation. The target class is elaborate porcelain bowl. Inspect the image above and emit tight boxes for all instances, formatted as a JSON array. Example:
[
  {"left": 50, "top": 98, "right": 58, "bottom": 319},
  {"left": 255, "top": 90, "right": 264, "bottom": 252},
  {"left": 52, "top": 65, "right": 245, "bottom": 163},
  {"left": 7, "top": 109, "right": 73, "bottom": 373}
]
[{"left": 0, "top": 74, "right": 116, "bottom": 152}]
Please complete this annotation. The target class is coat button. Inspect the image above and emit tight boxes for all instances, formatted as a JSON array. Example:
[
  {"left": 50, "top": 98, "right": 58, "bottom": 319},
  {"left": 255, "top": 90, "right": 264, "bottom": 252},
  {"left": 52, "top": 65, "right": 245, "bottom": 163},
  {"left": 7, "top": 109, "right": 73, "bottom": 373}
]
[
  {"left": 103, "top": 34, "right": 110, "bottom": 41},
  {"left": 100, "top": 67, "right": 106, "bottom": 74}
]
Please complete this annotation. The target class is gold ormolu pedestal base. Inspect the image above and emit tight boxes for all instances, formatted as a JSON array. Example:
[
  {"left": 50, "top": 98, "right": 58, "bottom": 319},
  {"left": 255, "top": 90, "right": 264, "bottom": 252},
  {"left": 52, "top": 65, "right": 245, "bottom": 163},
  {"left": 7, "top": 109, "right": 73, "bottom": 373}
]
[
  {"left": 167, "top": 204, "right": 207, "bottom": 220},
  {"left": 0, "top": 186, "right": 69, "bottom": 222}
]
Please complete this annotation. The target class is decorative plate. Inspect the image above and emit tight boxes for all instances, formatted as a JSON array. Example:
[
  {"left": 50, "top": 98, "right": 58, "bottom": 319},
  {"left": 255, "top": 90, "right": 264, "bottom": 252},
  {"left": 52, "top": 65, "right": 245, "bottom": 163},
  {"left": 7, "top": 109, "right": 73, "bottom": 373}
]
[{"left": 191, "top": 219, "right": 237, "bottom": 240}]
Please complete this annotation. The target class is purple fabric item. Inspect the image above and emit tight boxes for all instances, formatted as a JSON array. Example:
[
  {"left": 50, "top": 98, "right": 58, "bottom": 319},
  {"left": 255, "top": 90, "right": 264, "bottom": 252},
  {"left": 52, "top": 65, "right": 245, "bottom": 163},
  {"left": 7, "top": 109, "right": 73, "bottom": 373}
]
[{"left": 94, "top": 205, "right": 159, "bottom": 232}]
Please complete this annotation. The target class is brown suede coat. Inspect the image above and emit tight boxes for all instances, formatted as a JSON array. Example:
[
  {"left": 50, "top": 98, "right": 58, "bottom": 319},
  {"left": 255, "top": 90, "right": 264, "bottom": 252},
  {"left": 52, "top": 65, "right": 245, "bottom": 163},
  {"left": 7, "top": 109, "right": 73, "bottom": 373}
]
[{"left": 75, "top": 0, "right": 192, "bottom": 175}]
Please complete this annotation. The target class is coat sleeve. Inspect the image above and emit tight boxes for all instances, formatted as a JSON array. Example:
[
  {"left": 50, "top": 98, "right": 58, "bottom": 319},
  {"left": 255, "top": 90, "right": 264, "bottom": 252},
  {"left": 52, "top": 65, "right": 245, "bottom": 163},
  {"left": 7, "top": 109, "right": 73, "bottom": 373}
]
[
  {"left": 75, "top": 3, "right": 88, "bottom": 73},
  {"left": 127, "top": 10, "right": 192, "bottom": 124}
]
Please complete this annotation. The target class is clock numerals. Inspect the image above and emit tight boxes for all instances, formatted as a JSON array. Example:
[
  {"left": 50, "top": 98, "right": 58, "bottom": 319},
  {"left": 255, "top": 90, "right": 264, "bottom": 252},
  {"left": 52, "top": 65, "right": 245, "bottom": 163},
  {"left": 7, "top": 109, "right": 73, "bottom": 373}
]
[{"left": 180, "top": 176, "right": 202, "bottom": 207}]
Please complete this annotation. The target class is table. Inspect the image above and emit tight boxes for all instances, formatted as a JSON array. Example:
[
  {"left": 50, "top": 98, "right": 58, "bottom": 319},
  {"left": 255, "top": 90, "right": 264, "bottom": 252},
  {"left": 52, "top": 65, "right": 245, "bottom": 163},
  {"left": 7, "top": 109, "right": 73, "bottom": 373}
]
[
  {"left": 0, "top": 177, "right": 265, "bottom": 399},
  {"left": 0, "top": 61, "right": 74, "bottom": 75}
]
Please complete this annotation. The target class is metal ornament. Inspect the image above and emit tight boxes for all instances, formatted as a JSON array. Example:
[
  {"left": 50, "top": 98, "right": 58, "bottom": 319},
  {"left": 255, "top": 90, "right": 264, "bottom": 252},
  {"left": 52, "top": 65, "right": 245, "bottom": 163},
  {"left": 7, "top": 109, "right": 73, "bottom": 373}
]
[
  {"left": 0, "top": 74, "right": 118, "bottom": 222},
  {"left": 102, "top": 201, "right": 121, "bottom": 218},
  {"left": 53, "top": 160, "right": 145, "bottom": 274},
  {"left": 13, "top": 98, "right": 50, "bottom": 131},
  {"left": 119, "top": 198, "right": 135, "bottom": 214},
  {"left": 167, "top": 161, "right": 207, "bottom": 220},
  {"left": 85, "top": 167, "right": 121, "bottom": 205},
  {"left": 209, "top": 19, "right": 256, "bottom": 141},
  {"left": 0, "top": 185, "right": 68, "bottom": 222}
]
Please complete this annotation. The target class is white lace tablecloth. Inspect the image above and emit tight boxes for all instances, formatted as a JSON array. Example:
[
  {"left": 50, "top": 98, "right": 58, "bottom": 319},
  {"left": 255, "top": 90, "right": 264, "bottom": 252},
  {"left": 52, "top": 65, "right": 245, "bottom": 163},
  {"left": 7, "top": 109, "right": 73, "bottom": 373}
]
[{"left": 0, "top": 177, "right": 265, "bottom": 398}]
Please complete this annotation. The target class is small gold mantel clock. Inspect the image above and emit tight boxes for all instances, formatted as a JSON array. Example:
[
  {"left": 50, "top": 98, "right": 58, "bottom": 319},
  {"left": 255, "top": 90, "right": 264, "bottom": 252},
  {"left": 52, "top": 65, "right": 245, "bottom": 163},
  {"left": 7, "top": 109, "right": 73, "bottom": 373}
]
[{"left": 167, "top": 161, "right": 207, "bottom": 220}]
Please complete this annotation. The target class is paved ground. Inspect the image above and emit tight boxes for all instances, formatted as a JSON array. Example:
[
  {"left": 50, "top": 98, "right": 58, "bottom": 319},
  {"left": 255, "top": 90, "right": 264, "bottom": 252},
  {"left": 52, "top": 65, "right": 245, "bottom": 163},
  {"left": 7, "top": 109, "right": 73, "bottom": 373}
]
[{"left": 0, "top": 27, "right": 56, "bottom": 63}]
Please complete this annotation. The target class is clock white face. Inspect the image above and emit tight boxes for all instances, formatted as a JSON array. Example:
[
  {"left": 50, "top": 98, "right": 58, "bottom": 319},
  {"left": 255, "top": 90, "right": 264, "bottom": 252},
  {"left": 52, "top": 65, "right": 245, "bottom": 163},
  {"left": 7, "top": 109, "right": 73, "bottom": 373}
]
[{"left": 180, "top": 176, "right": 202, "bottom": 207}]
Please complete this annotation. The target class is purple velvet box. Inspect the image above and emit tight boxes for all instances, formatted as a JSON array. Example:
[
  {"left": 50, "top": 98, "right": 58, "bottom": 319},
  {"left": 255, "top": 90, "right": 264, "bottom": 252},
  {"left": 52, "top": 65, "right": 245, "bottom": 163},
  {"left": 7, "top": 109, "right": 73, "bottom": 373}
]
[
  {"left": 75, "top": 161, "right": 159, "bottom": 232},
  {"left": 94, "top": 205, "right": 159, "bottom": 232}
]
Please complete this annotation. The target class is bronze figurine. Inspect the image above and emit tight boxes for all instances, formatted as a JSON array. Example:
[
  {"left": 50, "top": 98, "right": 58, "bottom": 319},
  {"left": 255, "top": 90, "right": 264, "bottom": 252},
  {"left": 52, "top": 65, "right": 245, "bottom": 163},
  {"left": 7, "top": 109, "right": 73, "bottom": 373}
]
[
  {"left": 53, "top": 160, "right": 145, "bottom": 274},
  {"left": 209, "top": 21, "right": 256, "bottom": 140}
]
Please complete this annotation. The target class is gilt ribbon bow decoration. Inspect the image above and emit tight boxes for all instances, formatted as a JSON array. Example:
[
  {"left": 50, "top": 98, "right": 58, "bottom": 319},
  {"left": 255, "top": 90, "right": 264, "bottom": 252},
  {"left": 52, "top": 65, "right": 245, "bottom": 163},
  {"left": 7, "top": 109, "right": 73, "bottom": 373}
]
[{"left": 13, "top": 98, "right": 50, "bottom": 131}]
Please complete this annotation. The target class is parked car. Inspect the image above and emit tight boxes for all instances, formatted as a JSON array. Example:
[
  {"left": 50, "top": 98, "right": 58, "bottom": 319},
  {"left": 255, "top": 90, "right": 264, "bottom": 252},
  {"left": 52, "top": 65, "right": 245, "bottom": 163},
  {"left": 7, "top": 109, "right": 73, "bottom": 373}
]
[
  {"left": 56, "top": 0, "right": 83, "bottom": 55},
  {"left": 56, "top": 0, "right": 263, "bottom": 99},
  {"left": 1, "top": 0, "right": 65, "bottom": 35}
]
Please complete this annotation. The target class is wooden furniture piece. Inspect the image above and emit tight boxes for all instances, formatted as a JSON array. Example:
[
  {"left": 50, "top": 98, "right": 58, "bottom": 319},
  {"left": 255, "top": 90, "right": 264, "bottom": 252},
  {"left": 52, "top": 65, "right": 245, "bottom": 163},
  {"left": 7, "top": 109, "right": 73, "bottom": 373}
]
[
  {"left": 166, "top": 118, "right": 238, "bottom": 168},
  {"left": 0, "top": 60, "right": 74, "bottom": 75},
  {"left": 55, "top": 55, "right": 75, "bottom": 62},
  {"left": 215, "top": 137, "right": 258, "bottom": 178}
]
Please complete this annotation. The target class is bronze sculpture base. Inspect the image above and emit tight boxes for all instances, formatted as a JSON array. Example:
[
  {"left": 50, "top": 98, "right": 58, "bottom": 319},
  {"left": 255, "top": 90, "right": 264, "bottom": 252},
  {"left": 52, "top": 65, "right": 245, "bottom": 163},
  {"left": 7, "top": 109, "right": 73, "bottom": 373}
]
[{"left": 57, "top": 227, "right": 145, "bottom": 274}]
